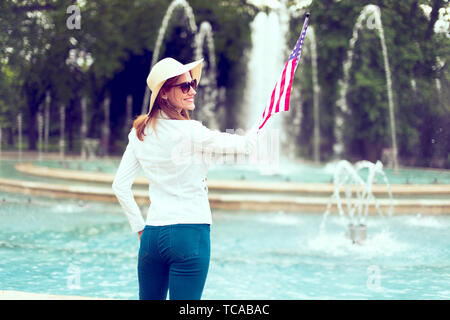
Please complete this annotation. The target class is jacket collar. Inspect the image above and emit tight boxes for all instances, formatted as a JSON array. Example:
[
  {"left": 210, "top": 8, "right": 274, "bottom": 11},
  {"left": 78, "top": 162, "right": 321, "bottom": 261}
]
[{"left": 157, "top": 108, "right": 171, "bottom": 119}]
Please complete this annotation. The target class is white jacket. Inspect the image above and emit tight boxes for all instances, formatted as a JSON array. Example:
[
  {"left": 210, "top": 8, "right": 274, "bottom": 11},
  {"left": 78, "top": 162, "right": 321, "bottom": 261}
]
[{"left": 112, "top": 110, "right": 258, "bottom": 233}]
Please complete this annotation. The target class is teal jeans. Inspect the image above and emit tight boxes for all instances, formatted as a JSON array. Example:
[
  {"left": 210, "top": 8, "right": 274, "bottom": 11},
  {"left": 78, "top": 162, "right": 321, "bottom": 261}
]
[{"left": 137, "top": 224, "right": 210, "bottom": 300}]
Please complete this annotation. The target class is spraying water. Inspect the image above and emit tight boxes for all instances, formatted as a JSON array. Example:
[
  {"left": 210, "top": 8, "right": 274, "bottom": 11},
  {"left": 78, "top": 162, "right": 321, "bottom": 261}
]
[
  {"left": 320, "top": 159, "right": 394, "bottom": 244},
  {"left": 244, "top": 7, "right": 289, "bottom": 131},
  {"left": 141, "top": 0, "right": 198, "bottom": 115},
  {"left": 194, "top": 21, "right": 219, "bottom": 129},
  {"left": 336, "top": 5, "right": 398, "bottom": 171}
]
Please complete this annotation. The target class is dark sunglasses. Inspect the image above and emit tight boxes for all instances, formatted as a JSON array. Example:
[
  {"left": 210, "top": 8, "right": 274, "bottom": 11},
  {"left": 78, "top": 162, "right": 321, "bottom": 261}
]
[{"left": 171, "top": 79, "right": 198, "bottom": 94}]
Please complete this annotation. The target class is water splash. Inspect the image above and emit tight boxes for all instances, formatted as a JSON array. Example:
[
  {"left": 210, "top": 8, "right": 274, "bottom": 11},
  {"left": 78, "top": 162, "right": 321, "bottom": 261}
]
[
  {"left": 320, "top": 159, "right": 394, "bottom": 242},
  {"left": 244, "top": 3, "right": 289, "bottom": 130},
  {"left": 335, "top": 5, "right": 398, "bottom": 170},
  {"left": 306, "top": 228, "right": 408, "bottom": 259}
]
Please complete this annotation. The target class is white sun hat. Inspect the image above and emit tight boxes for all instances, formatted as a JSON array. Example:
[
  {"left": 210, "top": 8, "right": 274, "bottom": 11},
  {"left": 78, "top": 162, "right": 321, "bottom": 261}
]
[{"left": 146, "top": 57, "right": 203, "bottom": 115}]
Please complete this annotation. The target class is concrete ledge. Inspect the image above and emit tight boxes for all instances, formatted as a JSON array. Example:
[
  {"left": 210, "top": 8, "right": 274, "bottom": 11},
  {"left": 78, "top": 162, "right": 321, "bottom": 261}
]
[
  {"left": 14, "top": 162, "right": 149, "bottom": 185},
  {"left": 0, "top": 177, "right": 148, "bottom": 204},
  {"left": 0, "top": 290, "right": 109, "bottom": 300},
  {"left": 1, "top": 177, "right": 449, "bottom": 214},
  {"left": 14, "top": 162, "right": 450, "bottom": 196},
  {"left": 208, "top": 194, "right": 450, "bottom": 215}
]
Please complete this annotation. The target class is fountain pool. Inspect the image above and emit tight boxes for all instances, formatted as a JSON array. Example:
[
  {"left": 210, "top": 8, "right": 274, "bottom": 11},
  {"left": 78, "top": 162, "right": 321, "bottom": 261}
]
[{"left": 1, "top": 192, "right": 449, "bottom": 299}]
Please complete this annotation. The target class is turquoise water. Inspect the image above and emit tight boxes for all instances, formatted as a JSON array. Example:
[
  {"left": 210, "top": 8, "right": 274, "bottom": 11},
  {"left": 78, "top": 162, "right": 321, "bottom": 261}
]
[{"left": 1, "top": 192, "right": 449, "bottom": 299}]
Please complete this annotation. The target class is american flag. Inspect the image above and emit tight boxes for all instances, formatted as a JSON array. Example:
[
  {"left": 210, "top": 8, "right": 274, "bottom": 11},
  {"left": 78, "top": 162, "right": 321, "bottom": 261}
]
[{"left": 257, "top": 13, "right": 310, "bottom": 131}]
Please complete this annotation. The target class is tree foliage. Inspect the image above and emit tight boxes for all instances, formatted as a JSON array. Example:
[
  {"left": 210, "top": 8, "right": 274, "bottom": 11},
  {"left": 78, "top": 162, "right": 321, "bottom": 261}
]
[
  {"left": 0, "top": 0, "right": 448, "bottom": 168},
  {"left": 0, "top": 0, "right": 256, "bottom": 152},
  {"left": 289, "top": 0, "right": 449, "bottom": 167}
]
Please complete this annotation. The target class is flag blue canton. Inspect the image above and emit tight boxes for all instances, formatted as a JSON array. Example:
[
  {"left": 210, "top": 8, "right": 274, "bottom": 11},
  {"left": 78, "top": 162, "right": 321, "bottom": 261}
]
[{"left": 289, "top": 25, "right": 308, "bottom": 67}]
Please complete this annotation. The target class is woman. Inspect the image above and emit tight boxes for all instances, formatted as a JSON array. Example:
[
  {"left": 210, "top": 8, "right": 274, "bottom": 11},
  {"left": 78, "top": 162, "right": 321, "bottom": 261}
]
[{"left": 112, "top": 57, "right": 257, "bottom": 300}]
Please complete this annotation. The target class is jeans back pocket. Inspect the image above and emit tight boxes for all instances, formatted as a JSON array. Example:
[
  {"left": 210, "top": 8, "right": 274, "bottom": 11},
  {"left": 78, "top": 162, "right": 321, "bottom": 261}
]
[{"left": 170, "top": 225, "right": 202, "bottom": 260}]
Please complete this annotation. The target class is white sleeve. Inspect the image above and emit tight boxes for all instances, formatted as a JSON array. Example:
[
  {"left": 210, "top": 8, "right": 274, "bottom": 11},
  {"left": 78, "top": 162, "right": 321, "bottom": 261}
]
[
  {"left": 192, "top": 121, "right": 258, "bottom": 155},
  {"left": 112, "top": 142, "right": 146, "bottom": 233}
]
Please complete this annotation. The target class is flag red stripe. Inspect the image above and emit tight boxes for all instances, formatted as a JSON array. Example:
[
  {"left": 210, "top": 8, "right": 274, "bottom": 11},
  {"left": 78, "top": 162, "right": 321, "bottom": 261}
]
[
  {"left": 274, "top": 62, "right": 289, "bottom": 113},
  {"left": 284, "top": 57, "right": 297, "bottom": 111},
  {"left": 262, "top": 84, "right": 277, "bottom": 123},
  {"left": 258, "top": 112, "right": 271, "bottom": 130},
  {"left": 262, "top": 86, "right": 275, "bottom": 119}
]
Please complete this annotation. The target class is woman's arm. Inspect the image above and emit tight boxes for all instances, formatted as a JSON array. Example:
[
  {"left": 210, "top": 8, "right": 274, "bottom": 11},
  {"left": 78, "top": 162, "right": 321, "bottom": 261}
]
[{"left": 112, "top": 143, "right": 146, "bottom": 234}]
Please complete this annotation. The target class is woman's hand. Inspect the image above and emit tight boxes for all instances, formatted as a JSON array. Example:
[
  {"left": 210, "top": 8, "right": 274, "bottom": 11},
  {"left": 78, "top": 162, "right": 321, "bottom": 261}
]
[{"left": 138, "top": 230, "right": 143, "bottom": 241}]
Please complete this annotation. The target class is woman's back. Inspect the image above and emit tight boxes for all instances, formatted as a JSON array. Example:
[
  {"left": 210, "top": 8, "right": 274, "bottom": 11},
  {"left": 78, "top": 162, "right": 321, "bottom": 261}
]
[{"left": 114, "top": 110, "right": 256, "bottom": 228}]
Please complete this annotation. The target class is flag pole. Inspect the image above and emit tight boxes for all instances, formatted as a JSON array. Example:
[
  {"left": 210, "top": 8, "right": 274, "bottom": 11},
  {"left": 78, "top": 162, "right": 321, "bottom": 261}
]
[{"left": 295, "top": 12, "right": 310, "bottom": 70}]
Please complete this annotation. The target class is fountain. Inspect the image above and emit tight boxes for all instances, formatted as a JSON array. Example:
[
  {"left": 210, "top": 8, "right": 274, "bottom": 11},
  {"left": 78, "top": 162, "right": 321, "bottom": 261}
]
[
  {"left": 140, "top": 0, "right": 198, "bottom": 115},
  {"left": 139, "top": 0, "right": 220, "bottom": 128},
  {"left": 194, "top": 21, "right": 219, "bottom": 129},
  {"left": 320, "top": 159, "right": 394, "bottom": 244},
  {"left": 2, "top": 1, "right": 450, "bottom": 301},
  {"left": 336, "top": 4, "right": 398, "bottom": 170},
  {"left": 241, "top": 1, "right": 290, "bottom": 175},
  {"left": 244, "top": 4, "right": 289, "bottom": 132}
]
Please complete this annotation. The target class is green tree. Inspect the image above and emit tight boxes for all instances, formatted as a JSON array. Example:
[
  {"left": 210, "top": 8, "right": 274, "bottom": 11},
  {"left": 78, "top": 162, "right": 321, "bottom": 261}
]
[
  {"left": 0, "top": 0, "right": 258, "bottom": 153},
  {"left": 289, "top": 0, "right": 449, "bottom": 167}
]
